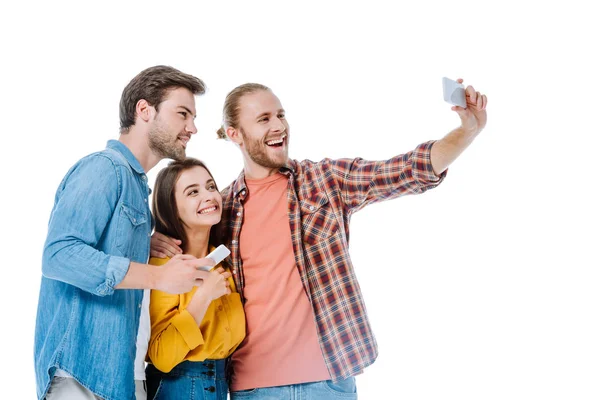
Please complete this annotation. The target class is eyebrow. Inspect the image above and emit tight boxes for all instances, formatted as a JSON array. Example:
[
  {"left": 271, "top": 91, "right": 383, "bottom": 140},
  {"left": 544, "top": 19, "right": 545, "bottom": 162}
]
[
  {"left": 183, "top": 179, "right": 215, "bottom": 193},
  {"left": 179, "top": 106, "right": 197, "bottom": 119},
  {"left": 256, "top": 109, "right": 285, "bottom": 119},
  {"left": 183, "top": 183, "right": 199, "bottom": 193}
]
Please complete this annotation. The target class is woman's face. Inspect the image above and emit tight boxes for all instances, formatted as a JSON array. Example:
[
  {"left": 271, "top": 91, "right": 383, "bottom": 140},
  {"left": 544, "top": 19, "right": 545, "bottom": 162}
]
[{"left": 174, "top": 166, "right": 222, "bottom": 230}]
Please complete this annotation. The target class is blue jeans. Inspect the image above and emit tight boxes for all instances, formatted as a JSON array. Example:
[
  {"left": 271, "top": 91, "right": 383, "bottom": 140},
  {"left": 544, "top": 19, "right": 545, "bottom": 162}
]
[
  {"left": 146, "top": 360, "right": 228, "bottom": 400},
  {"left": 230, "top": 377, "right": 357, "bottom": 400}
]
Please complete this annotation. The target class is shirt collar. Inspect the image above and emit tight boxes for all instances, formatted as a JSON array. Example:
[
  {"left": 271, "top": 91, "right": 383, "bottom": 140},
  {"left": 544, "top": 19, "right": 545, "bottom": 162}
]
[
  {"left": 106, "top": 140, "right": 146, "bottom": 175},
  {"left": 232, "top": 160, "right": 296, "bottom": 201}
]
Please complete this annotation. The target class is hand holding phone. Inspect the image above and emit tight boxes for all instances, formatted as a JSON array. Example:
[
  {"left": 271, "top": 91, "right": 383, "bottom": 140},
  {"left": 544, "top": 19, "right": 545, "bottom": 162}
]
[
  {"left": 197, "top": 245, "right": 231, "bottom": 271},
  {"left": 442, "top": 77, "right": 467, "bottom": 108}
]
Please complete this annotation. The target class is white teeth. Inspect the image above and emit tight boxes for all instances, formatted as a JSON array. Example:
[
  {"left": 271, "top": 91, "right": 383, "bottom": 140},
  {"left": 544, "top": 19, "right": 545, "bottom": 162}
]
[
  {"left": 199, "top": 206, "right": 216, "bottom": 214},
  {"left": 266, "top": 134, "right": 286, "bottom": 146}
]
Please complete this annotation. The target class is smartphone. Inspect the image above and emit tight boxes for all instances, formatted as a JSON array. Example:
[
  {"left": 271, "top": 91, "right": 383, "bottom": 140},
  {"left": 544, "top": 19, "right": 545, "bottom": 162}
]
[
  {"left": 197, "top": 245, "right": 231, "bottom": 271},
  {"left": 442, "top": 77, "right": 467, "bottom": 108}
]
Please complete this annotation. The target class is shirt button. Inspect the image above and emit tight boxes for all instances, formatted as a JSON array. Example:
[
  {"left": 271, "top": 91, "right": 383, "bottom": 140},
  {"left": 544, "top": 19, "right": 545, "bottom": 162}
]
[
  {"left": 144, "top": 199, "right": 147, "bottom": 203},
  {"left": 237, "top": 212, "right": 241, "bottom": 216},
  {"left": 138, "top": 303, "right": 142, "bottom": 308},
  {"left": 218, "top": 305, "right": 223, "bottom": 311},
  {"left": 241, "top": 190, "right": 246, "bottom": 195},
  {"left": 309, "top": 205, "right": 315, "bottom": 211},
  {"left": 132, "top": 218, "right": 136, "bottom": 223},
  {"left": 225, "top": 326, "right": 230, "bottom": 332},
  {"left": 231, "top": 240, "right": 237, "bottom": 244}
]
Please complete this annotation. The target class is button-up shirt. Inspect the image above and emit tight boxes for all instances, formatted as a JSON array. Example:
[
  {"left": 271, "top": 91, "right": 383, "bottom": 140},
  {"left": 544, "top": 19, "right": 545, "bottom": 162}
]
[
  {"left": 34, "top": 140, "right": 153, "bottom": 400},
  {"left": 217, "top": 140, "right": 446, "bottom": 380}
]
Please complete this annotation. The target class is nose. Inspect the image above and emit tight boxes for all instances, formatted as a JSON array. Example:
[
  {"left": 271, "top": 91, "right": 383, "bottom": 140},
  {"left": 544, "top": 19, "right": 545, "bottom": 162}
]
[
  {"left": 186, "top": 120, "right": 198, "bottom": 135},
  {"left": 271, "top": 120, "right": 285, "bottom": 133}
]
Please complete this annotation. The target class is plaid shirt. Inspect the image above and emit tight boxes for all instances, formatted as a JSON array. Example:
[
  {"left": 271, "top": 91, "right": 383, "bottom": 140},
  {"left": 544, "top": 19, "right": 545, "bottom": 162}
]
[{"left": 218, "top": 140, "right": 446, "bottom": 380}]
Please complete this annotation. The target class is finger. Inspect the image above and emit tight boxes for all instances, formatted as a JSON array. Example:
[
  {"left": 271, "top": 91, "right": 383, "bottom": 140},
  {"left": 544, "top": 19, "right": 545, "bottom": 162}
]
[
  {"left": 456, "top": 78, "right": 463, "bottom": 84},
  {"left": 150, "top": 250, "right": 167, "bottom": 258},
  {"left": 196, "top": 257, "right": 216, "bottom": 269},
  {"left": 213, "top": 267, "right": 225, "bottom": 274},
  {"left": 175, "top": 254, "right": 197, "bottom": 261},
  {"left": 476, "top": 92, "right": 483, "bottom": 109},
  {"left": 482, "top": 94, "right": 487, "bottom": 109},
  {"left": 465, "top": 86, "right": 477, "bottom": 104},
  {"left": 194, "top": 270, "right": 211, "bottom": 280},
  {"left": 221, "top": 271, "right": 232, "bottom": 280}
]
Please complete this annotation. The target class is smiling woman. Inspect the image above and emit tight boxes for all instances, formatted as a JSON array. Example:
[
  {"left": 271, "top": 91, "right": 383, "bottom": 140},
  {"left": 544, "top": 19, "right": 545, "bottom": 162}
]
[{"left": 146, "top": 158, "right": 246, "bottom": 400}]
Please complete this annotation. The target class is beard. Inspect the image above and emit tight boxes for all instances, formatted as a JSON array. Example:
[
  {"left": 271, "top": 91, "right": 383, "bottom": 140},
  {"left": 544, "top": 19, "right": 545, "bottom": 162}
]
[
  {"left": 148, "top": 118, "right": 186, "bottom": 161},
  {"left": 240, "top": 128, "right": 288, "bottom": 169}
]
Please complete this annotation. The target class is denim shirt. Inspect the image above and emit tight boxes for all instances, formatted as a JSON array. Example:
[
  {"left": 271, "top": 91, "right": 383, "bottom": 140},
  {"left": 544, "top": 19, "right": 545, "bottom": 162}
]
[{"left": 34, "top": 140, "right": 152, "bottom": 400}]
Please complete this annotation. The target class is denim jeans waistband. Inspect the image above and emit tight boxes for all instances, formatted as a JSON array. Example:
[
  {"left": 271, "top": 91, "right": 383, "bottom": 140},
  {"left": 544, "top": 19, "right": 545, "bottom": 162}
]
[{"left": 147, "top": 359, "right": 226, "bottom": 379}]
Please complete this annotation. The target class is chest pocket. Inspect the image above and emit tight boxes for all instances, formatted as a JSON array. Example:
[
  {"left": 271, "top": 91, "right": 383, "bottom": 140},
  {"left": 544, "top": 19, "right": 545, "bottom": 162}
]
[
  {"left": 300, "top": 192, "right": 339, "bottom": 246},
  {"left": 116, "top": 203, "right": 149, "bottom": 260}
]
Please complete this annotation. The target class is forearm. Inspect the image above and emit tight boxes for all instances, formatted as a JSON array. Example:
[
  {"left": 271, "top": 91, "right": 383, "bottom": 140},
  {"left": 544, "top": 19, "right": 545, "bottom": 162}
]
[
  {"left": 185, "top": 291, "right": 212, "bottom": 325},
  {"left": 115, "top": 261, "right": 157, "bottom": 290},
  {"left": 42, "top": 240, "right": 130, "bottom": 296},
  {"left": 148, "top": 292, "right": 208, "bottom": 372},
  {"left": 431, "top": 126, "right": 479, "bottom": 175}
]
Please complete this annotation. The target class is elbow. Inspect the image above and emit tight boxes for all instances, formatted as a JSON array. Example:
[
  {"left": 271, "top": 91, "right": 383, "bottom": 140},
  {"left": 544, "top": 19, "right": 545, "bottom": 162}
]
[{"left": 147, "top": 342, "right": 176, "bottom": 373}]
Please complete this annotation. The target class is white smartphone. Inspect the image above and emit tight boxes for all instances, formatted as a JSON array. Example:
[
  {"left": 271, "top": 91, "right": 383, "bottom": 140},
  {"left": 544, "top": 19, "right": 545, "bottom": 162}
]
[
  {"left": 197, "top": 244, "right": 231, "bottom": 271},
  {"left": 442, "top": 77, "right": 467, "bottom": 108}
]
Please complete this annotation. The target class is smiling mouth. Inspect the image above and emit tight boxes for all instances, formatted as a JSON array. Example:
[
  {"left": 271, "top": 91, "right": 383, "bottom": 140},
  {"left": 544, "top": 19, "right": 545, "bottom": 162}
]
[
  {"left": 198, "top": 205, "right": 218, "bottom": 215},
  {"left": 178, "top": 135, "right": 191, "bottom": 147},
  {"left": 265, "top": 133, "right": 287, "bottom": 147}
]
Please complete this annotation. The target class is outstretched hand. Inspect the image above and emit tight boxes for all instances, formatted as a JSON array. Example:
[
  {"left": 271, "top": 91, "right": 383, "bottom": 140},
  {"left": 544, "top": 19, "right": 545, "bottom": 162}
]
[{"left": 452, "top": 78, "right": 487, "bottom": 135}]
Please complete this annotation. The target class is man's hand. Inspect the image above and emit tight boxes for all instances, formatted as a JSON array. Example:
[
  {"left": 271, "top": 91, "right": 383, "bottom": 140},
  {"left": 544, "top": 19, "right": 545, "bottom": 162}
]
[
  {"left": 452, "top": 78, "right": 488, "bottom": 135},
  {"left": 154, "top": 254, "right": 215, "bottom": 294},
  {"left": 431, "top": 78, "right": 488, "bottom": 175},
  {"left": 151, "top": 231, "right": 183, "bottom": 258}
]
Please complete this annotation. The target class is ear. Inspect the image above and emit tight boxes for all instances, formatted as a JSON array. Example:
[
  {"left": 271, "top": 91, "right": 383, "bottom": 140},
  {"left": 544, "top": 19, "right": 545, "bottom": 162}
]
[
  {"left": 227, "top": 126, "right": 243, "bottom": 146},
  {"left": 136, "top": 99, "right": 154, "bottom": 124}
]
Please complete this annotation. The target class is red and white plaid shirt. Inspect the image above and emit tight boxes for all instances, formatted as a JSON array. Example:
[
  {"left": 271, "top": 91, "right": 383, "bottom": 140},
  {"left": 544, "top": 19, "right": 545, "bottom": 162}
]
[{"left": 218, "top": 140, "right": 446, "bottom": 380}]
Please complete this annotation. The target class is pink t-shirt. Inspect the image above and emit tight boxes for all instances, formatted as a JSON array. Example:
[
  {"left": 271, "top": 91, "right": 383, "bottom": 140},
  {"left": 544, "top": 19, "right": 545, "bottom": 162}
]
[{"left": 230, "top": 173, "right": 331, "bottom": 391}]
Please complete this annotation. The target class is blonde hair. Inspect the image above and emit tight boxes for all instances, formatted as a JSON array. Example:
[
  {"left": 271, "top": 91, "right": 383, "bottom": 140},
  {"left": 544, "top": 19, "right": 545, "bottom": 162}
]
[{"left": 217, "top": 83, "right": 270, "bottom": 139}]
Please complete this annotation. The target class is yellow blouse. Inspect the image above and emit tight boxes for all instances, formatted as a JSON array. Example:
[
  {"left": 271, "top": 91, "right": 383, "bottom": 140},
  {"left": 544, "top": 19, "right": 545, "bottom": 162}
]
[{"left": 146, "top": 254, "right": 246, "bottom": 373}]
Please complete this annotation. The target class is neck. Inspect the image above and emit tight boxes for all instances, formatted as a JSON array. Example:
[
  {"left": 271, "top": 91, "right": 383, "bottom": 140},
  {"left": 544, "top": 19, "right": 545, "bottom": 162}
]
[
  {"left": 183, "top": 227, "right": 212, "bottom": 258},
  {"left": 243, "top": 157, "right": 282, "bottom": 180},
  {"left": 119, "top": 129, "right": 161, "bottom": 173}
]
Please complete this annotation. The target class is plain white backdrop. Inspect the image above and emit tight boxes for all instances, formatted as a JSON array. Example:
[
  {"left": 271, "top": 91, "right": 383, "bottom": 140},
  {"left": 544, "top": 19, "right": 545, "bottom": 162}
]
[{"left": 1, "top": 1, "right": 598, "bottom": 399}]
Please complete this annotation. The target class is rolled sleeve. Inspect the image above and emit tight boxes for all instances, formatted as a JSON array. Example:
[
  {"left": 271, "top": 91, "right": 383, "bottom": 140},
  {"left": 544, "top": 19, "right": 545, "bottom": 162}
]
[
  {"left": 411, "top": 140, "right": 447, "bottom": 188},
  {"left": 170, "top": 310, "right": 205, "bottom": 349},
  {"left": 95, "top": 255, "right": 131, "bottom": 296}
]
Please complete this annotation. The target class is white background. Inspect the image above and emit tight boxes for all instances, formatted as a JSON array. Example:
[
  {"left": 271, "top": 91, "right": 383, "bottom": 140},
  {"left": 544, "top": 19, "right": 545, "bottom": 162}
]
[{"left": 1, "top": 1, "right": 598, "bottom": 399}]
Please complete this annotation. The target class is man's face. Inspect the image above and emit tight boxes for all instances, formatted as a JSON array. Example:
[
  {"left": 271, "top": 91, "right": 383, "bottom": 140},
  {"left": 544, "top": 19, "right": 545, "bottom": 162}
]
[
  {"left": 236, "top": 90, "right": 289, "bottom": 170},
  {"left": 148, "top": 87, "right": 197, "bottom": 161}
]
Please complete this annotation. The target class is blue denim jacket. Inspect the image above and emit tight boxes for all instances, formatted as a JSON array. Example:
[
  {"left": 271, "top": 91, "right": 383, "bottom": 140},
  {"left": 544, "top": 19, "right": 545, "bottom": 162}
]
[{"left": 34, "top": 140, "right": 152, "bottom": 400}]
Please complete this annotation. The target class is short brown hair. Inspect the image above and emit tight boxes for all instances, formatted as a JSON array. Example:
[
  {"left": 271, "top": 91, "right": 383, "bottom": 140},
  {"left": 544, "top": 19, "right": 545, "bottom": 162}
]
[
  {"left": 152, "top": 158, "right": 218, "bottom": 252},
  {"left": 120, "top": 66, "right": 206, "bottom": 134},
  {"left": 216, "top": 83, "right": 270, "bottom": 139}
]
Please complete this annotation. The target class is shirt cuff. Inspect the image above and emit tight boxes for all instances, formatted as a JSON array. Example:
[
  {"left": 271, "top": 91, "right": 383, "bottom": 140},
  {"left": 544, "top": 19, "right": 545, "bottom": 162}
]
[
  {"left": 412, "top": 140, "right": 447, "bottom": 187},
  {"left": 94, "top": 255, "right": 130, "bottom": 296},
  {"left": 171, "top": 309, "right": 205, "bottom": 350}
]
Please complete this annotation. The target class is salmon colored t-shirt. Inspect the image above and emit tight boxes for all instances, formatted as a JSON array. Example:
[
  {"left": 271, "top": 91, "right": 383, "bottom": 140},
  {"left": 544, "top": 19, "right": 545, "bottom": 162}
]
[{"left": 230, "top": 173, "right": 331, "bottom": 391}]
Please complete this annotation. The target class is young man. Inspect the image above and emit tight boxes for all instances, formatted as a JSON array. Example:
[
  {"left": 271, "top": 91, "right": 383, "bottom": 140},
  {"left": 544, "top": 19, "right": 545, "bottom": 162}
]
[
  {"left": 151, "top": 79, "right": 488, "bottom": 399},
  {"left": 34, "top": 66, "right": 217, "bottom": 400}
]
